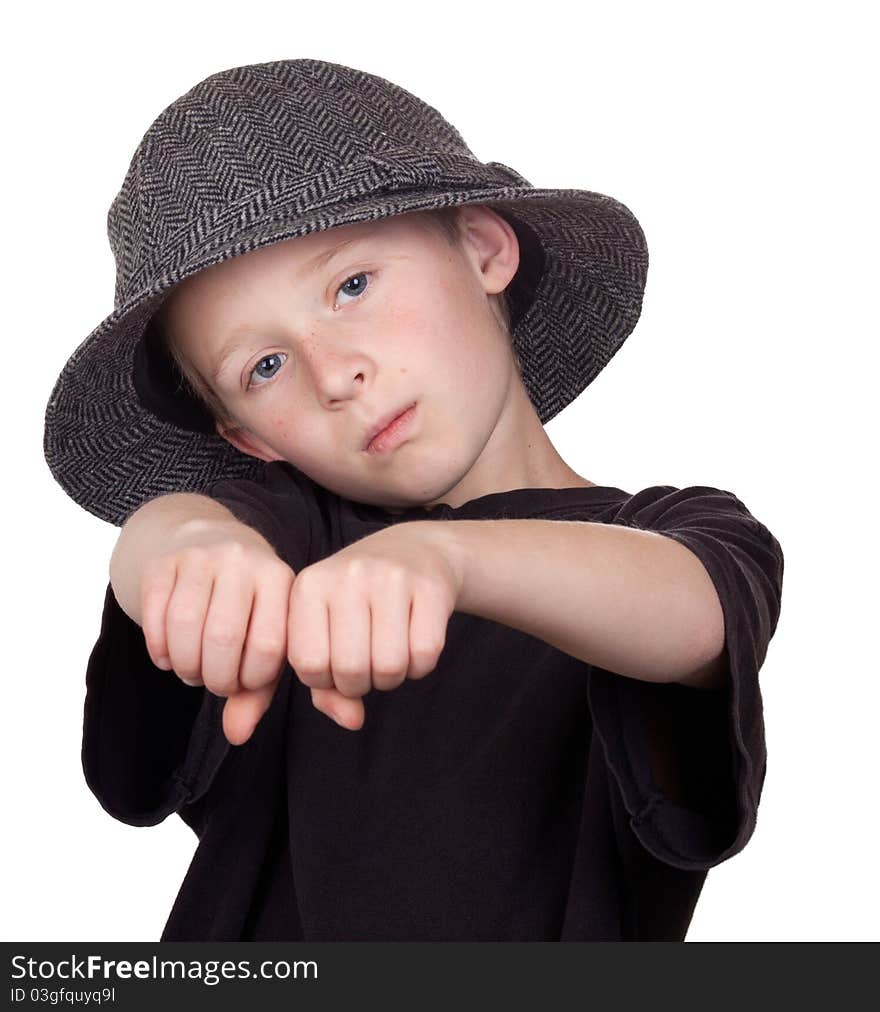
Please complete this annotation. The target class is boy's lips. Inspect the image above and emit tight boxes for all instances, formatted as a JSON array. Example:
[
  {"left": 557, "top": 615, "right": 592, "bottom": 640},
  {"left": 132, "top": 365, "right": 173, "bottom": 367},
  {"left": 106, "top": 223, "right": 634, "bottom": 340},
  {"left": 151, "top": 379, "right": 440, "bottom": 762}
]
[{"left": 362, "top": 402, "right": 418, "bottom": 453}]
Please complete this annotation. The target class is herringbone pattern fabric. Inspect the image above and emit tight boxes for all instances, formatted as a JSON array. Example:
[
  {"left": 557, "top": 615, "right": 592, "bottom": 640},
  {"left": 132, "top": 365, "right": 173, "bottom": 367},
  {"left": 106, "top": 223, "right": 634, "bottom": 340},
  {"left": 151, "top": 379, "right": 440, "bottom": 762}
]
[{"left": 43, "top": 59, "right": 649, "bottom": 526}]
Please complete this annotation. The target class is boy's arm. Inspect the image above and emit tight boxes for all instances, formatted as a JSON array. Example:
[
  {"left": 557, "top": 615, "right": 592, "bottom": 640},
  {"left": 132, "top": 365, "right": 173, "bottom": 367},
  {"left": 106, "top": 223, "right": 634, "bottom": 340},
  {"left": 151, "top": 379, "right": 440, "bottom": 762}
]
[
  {"left": 413, "top": 489, "right": 782, "bottom": 872},
  {"left": 109, "top": 493, "right": 273, "bottom": 626},
  {"left": 429, "top": 518, "right": 729, "bottom": 690}
]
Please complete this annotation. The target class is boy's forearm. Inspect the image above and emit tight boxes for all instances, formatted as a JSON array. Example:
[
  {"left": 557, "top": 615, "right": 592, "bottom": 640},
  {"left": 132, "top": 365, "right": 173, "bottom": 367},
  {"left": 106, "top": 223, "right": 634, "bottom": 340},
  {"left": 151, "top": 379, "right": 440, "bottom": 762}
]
[
  {"left": 108, "top": 493, "right": 263, "bottom": 626},
  {"left": 430, "top": 518, "right": 727, "bottom": 690}
]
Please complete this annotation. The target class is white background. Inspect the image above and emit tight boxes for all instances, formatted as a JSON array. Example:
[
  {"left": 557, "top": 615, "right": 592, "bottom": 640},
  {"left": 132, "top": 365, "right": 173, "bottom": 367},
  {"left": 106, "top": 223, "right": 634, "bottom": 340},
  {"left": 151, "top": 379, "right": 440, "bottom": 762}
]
[{"left": 4, "top": 0, "right": 877, "bottom": 942}]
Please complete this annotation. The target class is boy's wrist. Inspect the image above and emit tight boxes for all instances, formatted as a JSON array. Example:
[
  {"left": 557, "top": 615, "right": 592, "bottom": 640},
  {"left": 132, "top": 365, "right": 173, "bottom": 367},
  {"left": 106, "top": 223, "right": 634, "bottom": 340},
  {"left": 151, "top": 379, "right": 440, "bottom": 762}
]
[
  {"left": 166, "top": 514, "right": 271, "bottom": 553},
  {"left": 403, "top": 519, "right": 470, "bottom": 611}
]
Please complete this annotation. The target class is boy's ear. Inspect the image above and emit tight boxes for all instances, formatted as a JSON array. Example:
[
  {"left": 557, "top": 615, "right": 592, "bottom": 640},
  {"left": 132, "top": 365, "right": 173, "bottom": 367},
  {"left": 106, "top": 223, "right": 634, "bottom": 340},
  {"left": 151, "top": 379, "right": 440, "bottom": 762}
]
[
  {"left": 215, "top": 421, "right": 279, "bottom": 463},
  {"left": 457, "top": 204, "right": 520, "bottom": 299}
]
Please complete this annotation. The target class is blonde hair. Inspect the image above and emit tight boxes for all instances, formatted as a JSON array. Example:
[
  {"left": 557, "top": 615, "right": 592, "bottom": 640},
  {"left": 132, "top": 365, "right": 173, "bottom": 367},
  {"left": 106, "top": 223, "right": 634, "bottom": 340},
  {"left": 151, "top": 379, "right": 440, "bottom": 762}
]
[{"left": 155, "top": 206, "right": 516, "bottom": 431}]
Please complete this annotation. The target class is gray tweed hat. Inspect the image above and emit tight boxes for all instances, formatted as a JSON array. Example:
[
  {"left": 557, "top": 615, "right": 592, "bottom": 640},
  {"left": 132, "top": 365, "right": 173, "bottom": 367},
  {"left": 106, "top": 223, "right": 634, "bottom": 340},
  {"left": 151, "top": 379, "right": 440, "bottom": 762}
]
[{"left": 43, "top": 58, "right": 649, "bottom": 527}]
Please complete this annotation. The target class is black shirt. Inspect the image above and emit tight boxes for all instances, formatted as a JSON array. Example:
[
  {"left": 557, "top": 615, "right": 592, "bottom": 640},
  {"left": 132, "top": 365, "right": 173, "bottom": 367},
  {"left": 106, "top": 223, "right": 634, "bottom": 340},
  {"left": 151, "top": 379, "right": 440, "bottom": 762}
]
[{"left": 81, "top": 461, "right": 784, "bottom": 940}]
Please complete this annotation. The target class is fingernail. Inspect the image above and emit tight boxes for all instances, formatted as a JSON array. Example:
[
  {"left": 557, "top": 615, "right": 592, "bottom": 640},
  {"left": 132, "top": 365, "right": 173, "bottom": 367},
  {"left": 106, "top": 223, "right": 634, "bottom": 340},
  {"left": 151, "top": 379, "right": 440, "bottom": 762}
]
[
  {"left": 156, "top": 657, "right": 171, "bottom": 670},
  {"left": 330, "top": 712, "right": 346, "bottom": 728},
  {"left": 181, "top": 677, "right": 201, "bottom": 687}
]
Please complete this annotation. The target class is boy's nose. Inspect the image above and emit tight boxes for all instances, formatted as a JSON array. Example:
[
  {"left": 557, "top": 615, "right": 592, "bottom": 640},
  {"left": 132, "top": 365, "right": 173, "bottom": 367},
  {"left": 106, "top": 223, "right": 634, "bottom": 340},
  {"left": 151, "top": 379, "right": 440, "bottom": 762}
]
[{"left": 304, "top": 348, "right": 372, "bottom": 405}]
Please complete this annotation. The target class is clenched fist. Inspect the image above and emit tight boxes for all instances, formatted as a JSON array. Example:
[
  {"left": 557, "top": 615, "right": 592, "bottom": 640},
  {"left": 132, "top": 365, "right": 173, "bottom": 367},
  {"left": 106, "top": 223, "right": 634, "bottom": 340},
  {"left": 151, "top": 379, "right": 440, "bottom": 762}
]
[
  {"left": 139, "top": 518, "right": 463, "bottom": 744},
  {"left": 286, "top": 521, "right": 463, "bottom": 730},
  {"left": 139, "top": 522, "right": 296, "bottom": 746}
]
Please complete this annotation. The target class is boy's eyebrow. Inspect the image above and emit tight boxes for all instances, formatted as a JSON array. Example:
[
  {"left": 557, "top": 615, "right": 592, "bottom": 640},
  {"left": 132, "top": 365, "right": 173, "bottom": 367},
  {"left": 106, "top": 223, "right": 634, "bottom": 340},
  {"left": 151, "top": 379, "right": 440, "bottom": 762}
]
[
  {"left": 301, "top": 235, "right": 363, "bottom": 276},
  {"left": 210, "top": 234, "right": 367, "bottom": 383}
]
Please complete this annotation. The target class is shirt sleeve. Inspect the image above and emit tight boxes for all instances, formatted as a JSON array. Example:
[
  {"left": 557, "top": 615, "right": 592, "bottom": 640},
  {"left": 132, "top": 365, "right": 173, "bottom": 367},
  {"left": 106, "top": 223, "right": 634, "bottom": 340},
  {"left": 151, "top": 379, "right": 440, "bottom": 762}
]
[
  {"left": 586, "top": 484, "right": 784, "bottom": 871},
  {"left": 82, "top": 582, "right": 230, "bottom": 829},
  {"left": 81, "top": 464, "right": 314, "bottom": 830}
]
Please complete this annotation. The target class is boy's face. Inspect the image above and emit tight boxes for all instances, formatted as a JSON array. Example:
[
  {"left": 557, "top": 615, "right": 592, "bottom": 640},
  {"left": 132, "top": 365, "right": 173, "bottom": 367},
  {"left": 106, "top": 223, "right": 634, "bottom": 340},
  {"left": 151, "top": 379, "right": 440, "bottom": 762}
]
[{"left": 161, "top": 205, "right": 523, "bottom": 512}]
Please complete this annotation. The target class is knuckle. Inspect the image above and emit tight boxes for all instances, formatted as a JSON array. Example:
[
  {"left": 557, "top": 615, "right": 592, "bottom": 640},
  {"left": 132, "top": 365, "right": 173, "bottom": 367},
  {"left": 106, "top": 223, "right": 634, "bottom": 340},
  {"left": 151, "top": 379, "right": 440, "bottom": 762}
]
[
  {"left": 204, "top": 672, "right": 235, "bottom": 696},
  {"left": 409, "top": 645, "right": 443, "bottom": 677},
  {"left": 290, "top": 568, "right": 318, "bottom": 599},
  {"left": 204, "top": 627, "right": 240, "bottom": 651},
  {"left": 380, "top": 563, "right": 408, "bottom": 586},
  {"left": 299, "top": 671, "right": 332, "bottom": 689},
  {"left": 140, "top": 568, "right": 168, "bottom": 593},
  {"left": 169, "top": 604, "right": 202, "bottom": 628},
  {"left": 371, "top": 657, "right": 399, "bottom": 675},
  {"left": 333, "top": 667, "right": 369, "bottom": 695},
  {"left": 178, "top": 544, "right": 209, "bottom": 566},
  {"left": 373, "top": 670, "right": 407, "bottom": 690},
  {"left": 249, "top": 637, "right": 285, "bottom": 663},
  {"left": 340, "top": 558, "right": 369, "bottom": 586},
  {"left": 268, "top": 558, "right": 295, "bottom": 581},
  {"left": 332, "top": 660, "right": 362, "bottom": 682},
  {"left": 223, "top": 541, "right": 259, "bottom": 568},
  {"left": 372, "top": 657, "right": 407, "bottom": 681},
  {"left": 412, "top": 638, "right": 445, "bottom": 664},
  {"left": 288, "top": 646, "right": 324, "bottom": 675},
  {"left": 240, "top": 666, "right": 271, "bottom": 691},
  {"left": 141, "top": 576, "right": 173, "bottom": 603}
]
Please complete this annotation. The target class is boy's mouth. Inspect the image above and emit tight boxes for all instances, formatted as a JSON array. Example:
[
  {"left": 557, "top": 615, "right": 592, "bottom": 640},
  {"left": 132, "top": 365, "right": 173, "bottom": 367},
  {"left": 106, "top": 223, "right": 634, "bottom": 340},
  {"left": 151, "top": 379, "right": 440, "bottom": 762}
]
[{"left": 363, "top": 402, "right": 418, "bottom": 454}]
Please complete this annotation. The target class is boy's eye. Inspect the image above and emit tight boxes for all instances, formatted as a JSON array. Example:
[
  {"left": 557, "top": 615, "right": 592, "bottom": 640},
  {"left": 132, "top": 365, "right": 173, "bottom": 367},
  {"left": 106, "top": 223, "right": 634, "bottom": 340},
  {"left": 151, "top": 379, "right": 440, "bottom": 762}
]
[
  {"left": 248, "top": 352, "right": 287, "bottom": 388},
  {"left": 336, "top": 271, "right": 371, "bottom": 305}
]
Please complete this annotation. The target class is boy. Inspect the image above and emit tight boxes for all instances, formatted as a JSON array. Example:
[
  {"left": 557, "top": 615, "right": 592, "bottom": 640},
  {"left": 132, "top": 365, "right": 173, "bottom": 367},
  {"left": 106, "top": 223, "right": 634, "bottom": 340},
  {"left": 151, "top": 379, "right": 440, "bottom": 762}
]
[{"left": 44, "top": 59, "right": 784, "bottom": 941}]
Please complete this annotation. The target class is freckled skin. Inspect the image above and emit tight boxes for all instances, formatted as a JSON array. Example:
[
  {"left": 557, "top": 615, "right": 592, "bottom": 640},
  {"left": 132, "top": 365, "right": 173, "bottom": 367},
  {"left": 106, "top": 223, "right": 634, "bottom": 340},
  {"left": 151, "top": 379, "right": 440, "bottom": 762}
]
[{"left": 161, "top": 205, "right": 593, "bottom": 512}]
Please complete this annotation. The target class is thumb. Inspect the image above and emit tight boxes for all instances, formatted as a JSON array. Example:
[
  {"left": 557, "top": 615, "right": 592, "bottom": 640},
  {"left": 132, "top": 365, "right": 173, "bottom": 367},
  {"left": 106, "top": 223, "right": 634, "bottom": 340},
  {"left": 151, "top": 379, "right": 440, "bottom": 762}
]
[
  {"left": 310, "top": 686, "right": 365, "bottom": 731},
  {"left": 222, "top": 681, "right": 277, "bottom": 746}
]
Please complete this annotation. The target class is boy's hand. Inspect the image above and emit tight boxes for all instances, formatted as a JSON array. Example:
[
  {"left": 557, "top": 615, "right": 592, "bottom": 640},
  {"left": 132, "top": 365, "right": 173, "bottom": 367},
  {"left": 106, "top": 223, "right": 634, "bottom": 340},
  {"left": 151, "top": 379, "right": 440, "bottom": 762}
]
[
  {"left": 287, "top": 522, "right": 463, "bottom": 731},
  {"left": 139, "top": 521, "right": 296, "bottom": 747}
]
